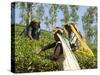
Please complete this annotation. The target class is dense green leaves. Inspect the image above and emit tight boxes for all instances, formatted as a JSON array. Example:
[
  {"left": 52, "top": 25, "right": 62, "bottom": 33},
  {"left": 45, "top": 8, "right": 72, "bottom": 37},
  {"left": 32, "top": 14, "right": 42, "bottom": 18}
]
[
  {"left": 15, "top": 25, "right": 62, "bottom": 73},
  {"left": 14, "top": 25, "right": 97, "bottom": 73},
  {"left": 74, "top": 51, "right": 97, "bottom": 69}
]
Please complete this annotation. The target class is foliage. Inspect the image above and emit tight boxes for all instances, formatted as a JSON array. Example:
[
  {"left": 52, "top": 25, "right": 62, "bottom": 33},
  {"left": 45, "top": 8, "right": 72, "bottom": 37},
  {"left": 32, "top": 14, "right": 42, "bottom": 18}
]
[
  {"left": 35, "top": 4, "right": 45, "bottom": 21},
  {"left": 13, "top": 2, "right": 98, "bottom": 72},
  {"left": 17, "top": 2, "right": 80, "bottom": 30},
  {"left": 82, "top": 7, "right": 97, "bottom": 46},
  {"left": 48, "top": 4, "right": 58, "bottom": 30},
  {"left": 14, "top": 25, "right": 97, "bottom": 73},
  {"left": 74, "top": 50, "right": 97, "bottom": 69},
  {"left": 58, "top": 5, "right": 69, "bottom": 24},
  {"left": 69, "top": 5, "right": 79, "bottom": 22},
  {"left": 17, "top": 2, "right": 33, "bottom": 25},
  {"left": 44, "top": 16, "right": 50, "bottom": 30},
  {"left": 15, "top": 25, "right": 62, "bottom": 73}
]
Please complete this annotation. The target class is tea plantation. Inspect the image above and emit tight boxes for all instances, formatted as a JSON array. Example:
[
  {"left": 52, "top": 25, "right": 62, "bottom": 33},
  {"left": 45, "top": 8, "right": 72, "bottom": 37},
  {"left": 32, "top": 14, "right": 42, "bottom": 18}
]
[{"left": 14, "top": 25, "right": 97, "bottom": 73}]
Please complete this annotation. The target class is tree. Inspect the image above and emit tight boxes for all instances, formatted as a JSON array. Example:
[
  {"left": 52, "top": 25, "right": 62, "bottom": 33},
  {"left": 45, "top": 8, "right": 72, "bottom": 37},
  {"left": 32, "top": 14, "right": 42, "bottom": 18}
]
[
  {"left": 58, "top": 5, "right": 69, "bottom": 24},
  {"left": 58, "top": 5, "right": 79, "bottom": 24},
  {"left": 18, "top": 2, "right": 33, "bottom": 25},
  {"left": 82, "top": 7, "right": 97, "bottom": 47},
  {"left": 17, "top": 2, "right": 26, "bottom": 25},
  {"left": 35, "top": 4, "right": 45, "bottom": 21},
  {"left": 69, "top": 5, "right": 79, "bottom": 22},
  {"left": 49, "top": 4, "right": 58, "bottom": 30},
  {"left": 44, "top": 16, "right": 50, "bottom": 30},
  {"left": 26, "top": 3, "right": 33, "bottom": 25}
]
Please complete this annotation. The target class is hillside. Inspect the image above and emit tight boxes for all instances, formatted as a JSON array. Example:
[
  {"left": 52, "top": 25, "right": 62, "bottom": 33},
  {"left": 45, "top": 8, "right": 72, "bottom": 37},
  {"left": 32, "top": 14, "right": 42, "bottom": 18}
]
[
  {"left": 14, "top": 25, "right": 97, "bottom": 73},
  {"left": 15, "top": 25, "right": 62, "bottom": 73}
]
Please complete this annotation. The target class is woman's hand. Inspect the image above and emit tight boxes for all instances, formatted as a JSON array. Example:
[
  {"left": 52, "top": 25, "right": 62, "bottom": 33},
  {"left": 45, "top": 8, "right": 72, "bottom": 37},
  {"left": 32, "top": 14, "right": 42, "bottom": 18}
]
[{"left": 36, "top": 48, "right": 42, "bottom": 54}]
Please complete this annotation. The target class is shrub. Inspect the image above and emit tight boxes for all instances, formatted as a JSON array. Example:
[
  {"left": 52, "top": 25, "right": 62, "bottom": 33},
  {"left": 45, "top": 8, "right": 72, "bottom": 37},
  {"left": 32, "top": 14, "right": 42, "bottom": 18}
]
[
  {"left": 13, "top": 25, "right": 97, "bottom": 73},
  {"left": 15, "top": 25, "right": 62, "bottom": 73},
  {"left": 74, "top": 50, "right": 97, "bottom": 69}
]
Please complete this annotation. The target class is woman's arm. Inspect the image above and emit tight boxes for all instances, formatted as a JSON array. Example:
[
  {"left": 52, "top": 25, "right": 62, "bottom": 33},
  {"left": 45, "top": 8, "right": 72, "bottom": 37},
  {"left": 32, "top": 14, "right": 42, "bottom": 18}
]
[
  {"left": 37, "top": 42, "right": 56, "bottom": 54},
  {"left": 28, "top": 31, "right": 33, "bottom": 40}
]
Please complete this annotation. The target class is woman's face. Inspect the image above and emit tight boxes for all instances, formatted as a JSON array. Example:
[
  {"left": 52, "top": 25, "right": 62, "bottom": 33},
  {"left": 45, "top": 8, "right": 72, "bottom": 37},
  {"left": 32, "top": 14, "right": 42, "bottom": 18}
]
[
  {"left": 53, "top": 29, "right": 64, "bottom": 41},
  {"left": 32, "top": 22, "right": 40, "bottom": 29}
]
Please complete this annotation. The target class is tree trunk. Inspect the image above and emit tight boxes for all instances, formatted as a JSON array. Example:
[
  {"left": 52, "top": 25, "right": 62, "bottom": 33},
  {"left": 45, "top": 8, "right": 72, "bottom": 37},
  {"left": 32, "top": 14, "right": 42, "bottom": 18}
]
[{"left": 27, "top": 3, "right": 32, "bottom": 25}]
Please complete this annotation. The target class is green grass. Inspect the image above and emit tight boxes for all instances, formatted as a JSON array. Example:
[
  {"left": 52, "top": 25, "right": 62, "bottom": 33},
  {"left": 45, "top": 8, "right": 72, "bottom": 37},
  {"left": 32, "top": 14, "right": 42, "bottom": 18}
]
[{"left": 14, "top": 25, "right": 97, "bottom": 73}]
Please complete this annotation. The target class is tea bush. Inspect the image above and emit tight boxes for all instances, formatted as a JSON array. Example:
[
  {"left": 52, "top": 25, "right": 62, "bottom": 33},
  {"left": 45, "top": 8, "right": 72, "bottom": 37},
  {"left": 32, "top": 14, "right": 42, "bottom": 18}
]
[
  {"left": 14, "top": 25, "right": 97, "bottom": 73},
  {"left": 74, "top": 50, "right": 97, "bottom": 69},
  {"left": 15, "top": 25, "right": 62, "bottom": 73}
]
